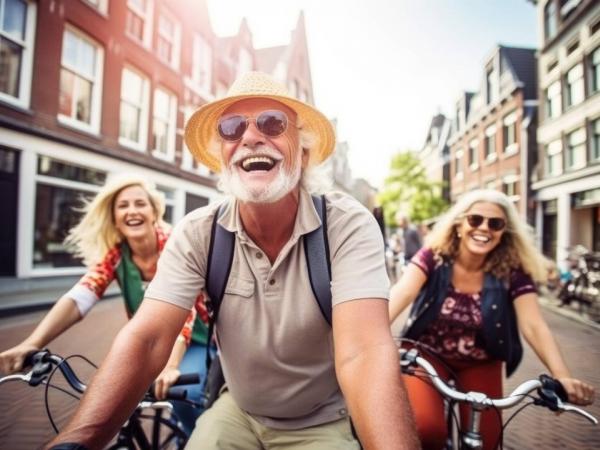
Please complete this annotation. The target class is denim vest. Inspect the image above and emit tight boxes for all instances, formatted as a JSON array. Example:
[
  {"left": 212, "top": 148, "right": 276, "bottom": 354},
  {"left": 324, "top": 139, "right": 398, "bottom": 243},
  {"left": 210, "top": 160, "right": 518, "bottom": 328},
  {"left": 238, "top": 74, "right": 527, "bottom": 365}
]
[{"left": 402, "top": 261, "right": 523, "bottom": 377}]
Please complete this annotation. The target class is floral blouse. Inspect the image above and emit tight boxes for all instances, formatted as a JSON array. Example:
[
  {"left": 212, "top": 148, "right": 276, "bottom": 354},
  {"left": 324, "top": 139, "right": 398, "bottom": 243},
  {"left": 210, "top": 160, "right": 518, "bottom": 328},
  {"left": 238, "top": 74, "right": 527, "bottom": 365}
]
[
  {"left": 410, "top": 247, "right": 537, "bottom": 361},
  {"left": 66, "top": 226, "right": 208, "bottom": 346}
]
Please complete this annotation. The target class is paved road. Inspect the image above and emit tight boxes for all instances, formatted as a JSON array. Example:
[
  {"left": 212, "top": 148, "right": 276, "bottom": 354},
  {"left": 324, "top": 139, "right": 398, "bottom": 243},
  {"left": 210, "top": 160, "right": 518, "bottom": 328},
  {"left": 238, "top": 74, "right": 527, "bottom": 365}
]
[{"left": 0, "top": 298, "right": 598, "bottom": 449}]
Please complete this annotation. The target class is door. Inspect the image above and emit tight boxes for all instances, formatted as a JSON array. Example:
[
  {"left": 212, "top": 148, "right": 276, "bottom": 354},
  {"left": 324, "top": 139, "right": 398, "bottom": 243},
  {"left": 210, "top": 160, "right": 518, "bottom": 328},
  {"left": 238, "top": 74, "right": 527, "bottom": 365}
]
[{"left": 0, "top": 147, "right": 19, "bottom": 276}]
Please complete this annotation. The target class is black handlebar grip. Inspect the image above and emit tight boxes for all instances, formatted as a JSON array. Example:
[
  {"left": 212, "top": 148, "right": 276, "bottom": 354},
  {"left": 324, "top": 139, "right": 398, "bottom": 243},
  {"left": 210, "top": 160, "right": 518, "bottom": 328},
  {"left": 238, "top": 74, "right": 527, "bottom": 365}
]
[
  {"left": 165, "top": 387, "right": 188, "bottom": 400},
  {"left": 47, "top": 444, "right": 89, "bottom": 450},
  {"left": 174, "top": 373, "right": 200, "bottom": 386}
]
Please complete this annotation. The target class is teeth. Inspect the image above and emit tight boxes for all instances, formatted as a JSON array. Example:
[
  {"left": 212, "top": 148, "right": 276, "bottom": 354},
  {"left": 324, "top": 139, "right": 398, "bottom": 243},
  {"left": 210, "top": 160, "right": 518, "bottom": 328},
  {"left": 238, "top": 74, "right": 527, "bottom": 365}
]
[
  {"left": 126, "top": 220, "right": 143, "bottom": 226},
  {"left": 241, "top": 156, "right": 276, "bottom": 171},
  {"left": 472, "top": 235, "right": 490, "bottom": 243}
]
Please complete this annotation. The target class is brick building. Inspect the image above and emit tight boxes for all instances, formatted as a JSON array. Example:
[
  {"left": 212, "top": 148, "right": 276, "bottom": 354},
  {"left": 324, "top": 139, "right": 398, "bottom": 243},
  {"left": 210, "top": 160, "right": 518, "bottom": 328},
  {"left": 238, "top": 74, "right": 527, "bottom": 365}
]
[
  {"left": 532, "top": 0, "right": 600, "bottom": 262},
  {"left": 0, "top": 1, "right": 319, "bottom": 295},
  {"left": 447, "top": 45, "right": 538, "bottom": 223}
]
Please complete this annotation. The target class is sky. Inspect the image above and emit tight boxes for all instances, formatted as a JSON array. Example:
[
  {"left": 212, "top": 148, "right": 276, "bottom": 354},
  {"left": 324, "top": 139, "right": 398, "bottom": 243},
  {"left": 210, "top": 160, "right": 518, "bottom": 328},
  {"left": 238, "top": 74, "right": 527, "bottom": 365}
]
[{"left": 206, "top": 0, "right": 539, "bottom": 188}]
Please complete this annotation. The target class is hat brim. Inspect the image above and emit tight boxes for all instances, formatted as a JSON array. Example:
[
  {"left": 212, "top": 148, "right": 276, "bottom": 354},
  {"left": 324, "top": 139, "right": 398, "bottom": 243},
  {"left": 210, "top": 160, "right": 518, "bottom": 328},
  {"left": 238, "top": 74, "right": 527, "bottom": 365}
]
[{"left": 184, "top": 94, "right": 336, "bottom": 173}]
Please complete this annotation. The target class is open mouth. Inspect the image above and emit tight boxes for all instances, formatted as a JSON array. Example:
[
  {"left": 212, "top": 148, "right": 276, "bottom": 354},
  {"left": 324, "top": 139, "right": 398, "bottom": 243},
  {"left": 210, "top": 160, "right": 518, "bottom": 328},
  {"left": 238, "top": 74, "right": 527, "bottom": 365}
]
[
  {"left": 240, "top": 155, "right": 278, "bottom": 172},
  {"left": 125, "top": 219, "right": 144, "bottom": 226},
  {"left": 470, "top": 234, "right": 491, "bottom": 244}
]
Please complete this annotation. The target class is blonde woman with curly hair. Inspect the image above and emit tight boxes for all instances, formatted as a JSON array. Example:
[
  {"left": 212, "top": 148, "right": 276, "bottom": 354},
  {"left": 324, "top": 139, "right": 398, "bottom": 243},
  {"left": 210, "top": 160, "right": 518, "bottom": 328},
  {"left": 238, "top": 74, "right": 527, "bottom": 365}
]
[
  {"left": 0, "top": 174, "right": 209, "bottom": 436},
  {"left": 389, "top": 189, "right": 595, "bottom": 450}
]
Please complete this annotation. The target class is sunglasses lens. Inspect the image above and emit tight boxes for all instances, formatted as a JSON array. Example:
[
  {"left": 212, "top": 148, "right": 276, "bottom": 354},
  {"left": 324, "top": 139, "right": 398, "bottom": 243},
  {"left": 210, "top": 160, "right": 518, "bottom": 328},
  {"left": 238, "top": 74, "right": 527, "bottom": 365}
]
[
  {"left": 466, "top": 214, "right": 484, "bottom": 228},
  {"left": 218, "top": 115, "right": 247, "bottom": 141},
  {"left": 257, "top": 110, "right": 287, "bottom": 137},
  {"left": 488, "top": 218, "right": 506, "bottom": 231}
]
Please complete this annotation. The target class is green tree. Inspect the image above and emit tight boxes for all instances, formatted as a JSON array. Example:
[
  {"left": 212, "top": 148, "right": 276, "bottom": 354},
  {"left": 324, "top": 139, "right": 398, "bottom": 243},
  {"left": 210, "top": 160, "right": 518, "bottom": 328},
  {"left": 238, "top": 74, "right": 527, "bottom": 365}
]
[{"left": 377, "top": 151, "right": 448, "bottom": 226}]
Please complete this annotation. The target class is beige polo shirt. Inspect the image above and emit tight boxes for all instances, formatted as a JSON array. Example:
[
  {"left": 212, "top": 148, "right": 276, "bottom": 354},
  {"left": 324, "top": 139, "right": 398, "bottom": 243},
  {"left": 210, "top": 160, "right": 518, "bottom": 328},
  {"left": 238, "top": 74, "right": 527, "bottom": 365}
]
[{"left": 145, "top": 188, "right": 390, "bottom": 429}]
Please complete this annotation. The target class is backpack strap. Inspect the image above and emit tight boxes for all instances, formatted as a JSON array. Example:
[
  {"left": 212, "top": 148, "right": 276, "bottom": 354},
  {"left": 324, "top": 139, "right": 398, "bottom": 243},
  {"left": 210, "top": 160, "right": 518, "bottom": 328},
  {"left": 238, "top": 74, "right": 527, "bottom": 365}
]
[
  {"left": 204, "top": 202, "right": 234, "bottom": 369},
  {"left": 304, "top": 195, "right": 332, "bottom": 325}
]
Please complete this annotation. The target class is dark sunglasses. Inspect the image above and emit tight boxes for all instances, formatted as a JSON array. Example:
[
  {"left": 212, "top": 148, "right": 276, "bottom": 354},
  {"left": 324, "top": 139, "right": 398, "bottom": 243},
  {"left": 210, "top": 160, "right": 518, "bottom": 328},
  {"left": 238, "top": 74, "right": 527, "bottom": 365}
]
[
  {"left": 217, "top": 110, "right": 294, "bottom": 142},
  {"left": 464, "top": 214, "right": 507, "bottom": 231}
]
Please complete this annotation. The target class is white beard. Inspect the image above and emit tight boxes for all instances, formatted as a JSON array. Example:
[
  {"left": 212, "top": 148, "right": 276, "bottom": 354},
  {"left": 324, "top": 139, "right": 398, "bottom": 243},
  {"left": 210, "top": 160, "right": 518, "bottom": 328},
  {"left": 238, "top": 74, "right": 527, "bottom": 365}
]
[{"left": 219, "top": 147, "right": 301, "bottom": 203}]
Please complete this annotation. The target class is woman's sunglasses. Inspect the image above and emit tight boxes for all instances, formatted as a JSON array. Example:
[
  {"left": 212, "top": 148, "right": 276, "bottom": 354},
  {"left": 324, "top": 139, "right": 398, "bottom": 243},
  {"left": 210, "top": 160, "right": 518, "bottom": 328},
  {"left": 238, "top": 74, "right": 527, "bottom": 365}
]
[
  {"left": 217, "top": 110, "right": 294, "bottom": 142},
  {"left": 464, "top": 214, "right": 507, "bottom": 231}
]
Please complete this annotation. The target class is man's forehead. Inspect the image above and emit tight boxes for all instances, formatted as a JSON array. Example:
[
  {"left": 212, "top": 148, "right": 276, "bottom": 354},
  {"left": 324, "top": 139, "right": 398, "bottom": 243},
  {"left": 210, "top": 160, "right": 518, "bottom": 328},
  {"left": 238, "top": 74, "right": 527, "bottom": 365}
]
[{"left": 222, "top": 98, "right": 297, "bottom": 118}]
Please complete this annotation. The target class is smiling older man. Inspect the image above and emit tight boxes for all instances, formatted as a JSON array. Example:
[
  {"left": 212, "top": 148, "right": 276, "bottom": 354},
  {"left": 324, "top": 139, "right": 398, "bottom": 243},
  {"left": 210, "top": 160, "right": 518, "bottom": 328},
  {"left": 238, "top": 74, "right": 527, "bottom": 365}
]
[{"left": 47, "top": 72, "right": 419, "bottom": 450}]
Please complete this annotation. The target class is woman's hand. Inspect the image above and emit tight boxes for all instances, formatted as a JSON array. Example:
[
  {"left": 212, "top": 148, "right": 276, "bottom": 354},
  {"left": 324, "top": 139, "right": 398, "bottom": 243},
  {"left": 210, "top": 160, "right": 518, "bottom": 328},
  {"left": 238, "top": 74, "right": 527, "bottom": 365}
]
[
  {"left": 0, "top": 342, "right": 40, "bottom": 374},
  {"left": 153, "top": 366, "right": 181, "bottom": 400},
  {"left": 558, "top": 377, "right": 596, "bottom": 406}
]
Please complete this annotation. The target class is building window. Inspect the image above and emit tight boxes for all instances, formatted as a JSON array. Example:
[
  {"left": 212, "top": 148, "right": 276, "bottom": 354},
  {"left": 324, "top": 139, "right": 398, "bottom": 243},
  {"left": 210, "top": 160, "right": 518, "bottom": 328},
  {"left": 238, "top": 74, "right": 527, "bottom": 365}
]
[
  {"left": 546, "top": 139, "right": 563, "bottom": 176},
  {"left": 591, "top": 47, "right": 600, "bottom": 94},
  {"left": 469, "top": 139, "right": 479, "bottom": 170},
  {"left": 156, "top": 185, "right": 175, "bottom": 224},
  {"left": 82, "top": 0, "right": 108, "bottom": 14},
  {"left": 455, "top": 149, "right": 464, "bottom": 178},
  {"left": 152, "top": 87, "right": 176, "bottom": 161},
  {"left": 486, "top": 65, "right": 497, "bottom": 104},
  {"left": 544, "top": 1, "right": 557, "bottom": 41},
  {"left": 58, "top": 27, "right": 103, "bottom": 132},
  {"left": 237, "top": 47, "right": 252, "bottom": 78},
  {"left": 485, "top": 180, "right": 496, "bottom": 190},
  {"left": 566, "top": 127, "right": 586, "bottom": 170},
  {"left": 191, "top": 33, "right": 212, "bottom": 93},
  {"left": 592, "top": 118, "right": 600, "bottom": 162},
  {"left": 119, "top": 67, "right": 149, "bottom": 150},
  {"left": 0, "top": 0, "right": 36, "bottom": 107},
  {"left": 34, "top": 156, "right": 105, "bottom": 270},
  {"left": 484, "top": 125, "right": 496, "bottom": 161},
  {"left": 157, "top": 14, "right": 180, "bottom": 68},
  {"left": 545, "top": 80, "right": 562, "bottom": 119},
  {"left": 502, "top": 174, "right": 519, "bottom": 200},
  {"left": 125, "top": 0, "right": 152, "bottom": 46},
  {"left": 566, "top": 64, "right": 584, "bottom": 108},
  {"left": 503, "top": 111, "right": 518, "bottom": 154}
]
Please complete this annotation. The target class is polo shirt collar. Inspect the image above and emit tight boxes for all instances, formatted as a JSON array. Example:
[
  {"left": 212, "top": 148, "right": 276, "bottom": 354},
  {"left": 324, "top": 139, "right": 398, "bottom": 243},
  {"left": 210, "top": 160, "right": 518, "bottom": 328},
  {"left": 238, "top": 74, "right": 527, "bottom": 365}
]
[{"left": 217, "top": 188, "right": 322, "bottom": 238}]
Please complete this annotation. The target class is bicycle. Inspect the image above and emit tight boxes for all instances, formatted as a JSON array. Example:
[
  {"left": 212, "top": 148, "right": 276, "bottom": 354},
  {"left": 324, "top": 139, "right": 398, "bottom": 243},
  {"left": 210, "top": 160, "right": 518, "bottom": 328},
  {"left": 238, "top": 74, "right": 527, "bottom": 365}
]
[
  {"left": 399, "top": 346, "right": 597, "bottom": 449},
  {"left": 0, "top": 349, "right": 200, "bottom": 450}
]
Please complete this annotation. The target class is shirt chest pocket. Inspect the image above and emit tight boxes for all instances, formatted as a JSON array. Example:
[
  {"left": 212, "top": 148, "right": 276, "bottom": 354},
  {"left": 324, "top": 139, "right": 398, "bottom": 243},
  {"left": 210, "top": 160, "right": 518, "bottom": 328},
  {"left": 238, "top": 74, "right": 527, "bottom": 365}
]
[{"left": 224, "top": 275, "right": 255, "bottom": 299}]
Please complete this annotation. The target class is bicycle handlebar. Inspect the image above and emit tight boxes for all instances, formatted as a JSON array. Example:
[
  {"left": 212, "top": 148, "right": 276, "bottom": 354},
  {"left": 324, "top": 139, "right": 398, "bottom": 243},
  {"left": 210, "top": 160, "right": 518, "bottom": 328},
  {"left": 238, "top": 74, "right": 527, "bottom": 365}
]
[{"left": 399, "top": 348, "right": 597, "bottom": 425}]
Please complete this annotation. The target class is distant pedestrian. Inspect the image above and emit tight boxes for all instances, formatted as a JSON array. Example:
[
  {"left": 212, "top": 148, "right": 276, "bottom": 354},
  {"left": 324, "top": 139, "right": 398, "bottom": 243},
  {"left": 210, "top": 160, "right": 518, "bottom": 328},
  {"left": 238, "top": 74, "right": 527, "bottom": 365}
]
[{"left": 395, "top": 212, "right": 422, "bottom": 262}]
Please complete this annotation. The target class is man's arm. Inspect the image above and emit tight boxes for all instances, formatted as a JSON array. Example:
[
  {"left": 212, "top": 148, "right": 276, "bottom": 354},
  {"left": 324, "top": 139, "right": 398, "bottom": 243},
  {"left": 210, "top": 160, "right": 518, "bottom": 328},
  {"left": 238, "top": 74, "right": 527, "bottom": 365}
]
[
  {"left": 333, "top": 298, "right": 420, "bottom": 450},
  {"left": 46, "top": 298, "right": 189, "bottom": 450}
]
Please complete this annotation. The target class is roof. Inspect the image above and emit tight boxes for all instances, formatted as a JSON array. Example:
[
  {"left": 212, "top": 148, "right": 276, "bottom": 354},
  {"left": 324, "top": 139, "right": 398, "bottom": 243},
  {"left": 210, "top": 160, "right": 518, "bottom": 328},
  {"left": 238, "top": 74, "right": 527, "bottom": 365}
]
[{"left": 500, "top": 46, "right": 537, "bottom": 100}]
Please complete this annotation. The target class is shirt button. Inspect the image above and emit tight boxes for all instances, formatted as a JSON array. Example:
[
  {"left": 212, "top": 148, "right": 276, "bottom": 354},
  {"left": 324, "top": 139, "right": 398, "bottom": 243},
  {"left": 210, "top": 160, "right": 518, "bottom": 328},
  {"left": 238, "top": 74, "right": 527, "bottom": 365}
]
[
  {"left": 491, "top": 304, "right": 497, "bottom": 310},
  {"left": 499, "top": 339, "right": 504, "bottom": 344},
  {"left": 496, "top": 322, "right": 502, "bottom": 328},
  {"left": 256, "top": 252, "right": 263, "bottom": 259},
  {"left": 339, "top": 408, "right": 347, "bottom": 416},
  {"left": 269, "top": 279, "right": 276, "bottom": 285}
]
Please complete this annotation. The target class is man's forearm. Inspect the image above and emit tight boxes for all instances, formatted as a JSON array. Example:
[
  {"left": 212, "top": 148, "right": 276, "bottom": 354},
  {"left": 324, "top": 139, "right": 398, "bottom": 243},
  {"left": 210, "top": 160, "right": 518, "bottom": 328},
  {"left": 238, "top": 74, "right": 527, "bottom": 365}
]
[
  {"left": 46, "top": 320, "right": 175, "bottom": 449},
  {"left": 338, "top": 342, "right": 420, "bottom": 449}
]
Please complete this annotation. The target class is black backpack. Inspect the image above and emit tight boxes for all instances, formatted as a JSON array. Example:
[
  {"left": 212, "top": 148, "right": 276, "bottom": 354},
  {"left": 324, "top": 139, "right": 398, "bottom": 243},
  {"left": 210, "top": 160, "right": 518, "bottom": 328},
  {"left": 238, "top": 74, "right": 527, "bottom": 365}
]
[{"left": 201, "top": 195, "right": 332, "bottom": 407}]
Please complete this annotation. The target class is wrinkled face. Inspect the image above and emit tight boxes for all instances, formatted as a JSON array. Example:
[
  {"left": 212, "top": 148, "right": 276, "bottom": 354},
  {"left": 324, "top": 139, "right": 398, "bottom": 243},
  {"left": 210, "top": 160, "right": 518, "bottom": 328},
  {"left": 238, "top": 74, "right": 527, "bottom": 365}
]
[
  {"left": 218, "top": 98, "right": 306, "bottom": 203},
  {"left": 113, "top": 185, "right": 157, "bottom": 240},
  {"left": 456, "top": 201, "right": 507, "bottom": 257}
]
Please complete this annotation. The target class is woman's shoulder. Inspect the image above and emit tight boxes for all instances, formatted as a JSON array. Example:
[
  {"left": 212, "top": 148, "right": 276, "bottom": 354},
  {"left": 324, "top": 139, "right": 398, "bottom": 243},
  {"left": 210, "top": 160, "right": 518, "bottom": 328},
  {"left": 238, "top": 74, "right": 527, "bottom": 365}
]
[{"left": 508, "top": 266, "right": 537, "bottom": 299}]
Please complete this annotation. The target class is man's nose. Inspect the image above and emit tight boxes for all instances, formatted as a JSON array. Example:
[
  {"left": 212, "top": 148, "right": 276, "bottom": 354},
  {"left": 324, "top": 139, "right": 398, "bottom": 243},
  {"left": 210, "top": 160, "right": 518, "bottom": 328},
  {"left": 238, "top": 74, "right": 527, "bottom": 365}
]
[{"left": 240, "top": 120, "right": 265, "bottom": 148}]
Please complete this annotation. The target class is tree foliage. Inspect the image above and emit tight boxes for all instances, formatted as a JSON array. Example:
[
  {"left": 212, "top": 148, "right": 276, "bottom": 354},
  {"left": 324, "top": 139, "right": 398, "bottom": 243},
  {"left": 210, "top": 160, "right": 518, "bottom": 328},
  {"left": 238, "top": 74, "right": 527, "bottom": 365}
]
[{"left": 377, "top": 151, "right": 448, "bottom": 226}]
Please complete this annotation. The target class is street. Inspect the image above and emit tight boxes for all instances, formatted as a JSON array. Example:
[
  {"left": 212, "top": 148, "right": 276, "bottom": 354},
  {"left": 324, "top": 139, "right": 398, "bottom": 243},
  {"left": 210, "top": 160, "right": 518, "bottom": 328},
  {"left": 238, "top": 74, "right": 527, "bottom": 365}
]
[{"left": 0, "top": 298, "right": 599, "bottom": 449}]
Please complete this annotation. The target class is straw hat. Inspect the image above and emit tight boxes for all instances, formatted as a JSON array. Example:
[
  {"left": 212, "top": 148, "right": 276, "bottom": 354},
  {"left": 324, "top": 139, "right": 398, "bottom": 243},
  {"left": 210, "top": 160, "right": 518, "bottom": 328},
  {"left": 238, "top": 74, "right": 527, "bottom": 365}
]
[{"left": 184, "top": 71, "right": 336, "bottom": 172}]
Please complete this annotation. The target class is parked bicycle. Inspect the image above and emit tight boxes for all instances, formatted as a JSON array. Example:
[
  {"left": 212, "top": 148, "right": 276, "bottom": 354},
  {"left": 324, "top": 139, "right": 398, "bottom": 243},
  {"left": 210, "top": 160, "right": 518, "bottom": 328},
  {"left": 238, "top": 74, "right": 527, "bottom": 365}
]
[
  {"left": 0, "top": 349, "right": 200, "bottom": 450},
  {"left": 558, "top": 245, "right": 600, "bottom": 319},
  {"left": 399, "top": 346, "right": 597, "bottom": 450}
]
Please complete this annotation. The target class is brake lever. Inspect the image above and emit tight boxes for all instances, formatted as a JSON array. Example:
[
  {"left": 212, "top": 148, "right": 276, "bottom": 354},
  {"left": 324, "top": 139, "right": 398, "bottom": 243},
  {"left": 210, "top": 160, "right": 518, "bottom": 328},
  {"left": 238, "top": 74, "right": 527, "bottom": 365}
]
[{"left": 557, "top": 400, "right": 598, "bottom": 425}]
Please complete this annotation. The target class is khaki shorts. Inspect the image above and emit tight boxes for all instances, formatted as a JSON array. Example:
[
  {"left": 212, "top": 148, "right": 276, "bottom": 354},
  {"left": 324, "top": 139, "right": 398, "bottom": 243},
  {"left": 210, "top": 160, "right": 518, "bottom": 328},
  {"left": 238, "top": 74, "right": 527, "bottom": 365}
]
[{"left": 185, "top": 391, "right": 361, "bottom": 449}]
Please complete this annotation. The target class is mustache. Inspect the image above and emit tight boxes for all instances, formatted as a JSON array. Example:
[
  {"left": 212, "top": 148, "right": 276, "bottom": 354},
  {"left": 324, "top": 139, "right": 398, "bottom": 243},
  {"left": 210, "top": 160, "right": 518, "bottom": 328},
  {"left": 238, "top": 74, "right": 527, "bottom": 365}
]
[{"left": 229, "top": 145, "right": 283, "bottom": 166}]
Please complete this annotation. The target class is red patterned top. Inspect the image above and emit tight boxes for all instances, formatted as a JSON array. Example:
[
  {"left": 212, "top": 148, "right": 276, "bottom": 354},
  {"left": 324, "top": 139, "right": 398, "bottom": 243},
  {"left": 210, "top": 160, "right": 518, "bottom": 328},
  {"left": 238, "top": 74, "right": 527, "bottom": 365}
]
[
  {"left": 67, "top": 226, "right": 208, "bottom": 346},
  {"left": 410, "top": 247, "right": 536, "bottom": 361}
]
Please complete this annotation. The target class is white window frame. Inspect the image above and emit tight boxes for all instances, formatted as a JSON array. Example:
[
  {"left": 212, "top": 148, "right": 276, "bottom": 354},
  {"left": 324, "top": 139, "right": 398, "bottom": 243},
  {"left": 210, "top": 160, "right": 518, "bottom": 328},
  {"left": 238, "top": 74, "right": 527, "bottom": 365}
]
[
  {"left": 151, "top": 87, "right": 177, "bottom": 162},
  {"left": 502, "top": 174, "right": 520, "bottom": 201},
  {"left": 565, "top": 127, "right": 586, "bottom": 170},
  {"left": 125, "top": 0, "right": 153, "bottom": 48},
  {"left": 181, "top": 106, "right": 211, "bottom": 175},
  {"left": 503, "top": 111, "right": 518, "bottom": 155},
  {"left": 484, "top": 125, "right": 497, "bottom": 162},
  {"left": 156, "top": 12, "right": 181, "bottom": 70},
  {"left": 118, "top": 66, "right": 149, "bottom": 152},
  {"left": 57, "top": 26, "right": 104, "bottom": 134},
  {"left": 81, "top": 0, "right": 108, "bottom": 15},
  {"left": 546, "top": 80, "right": 562, "bottom": 119},
  {"left": 455, "top": 148, "right": 464, "bottom": 180},
  {"left": 469, "top": 138, "right": 479, "bottom": 171},
  {"left": 0, "top": 0, "right": 37, "bottom": 108},
  {"left": 566, "top": 63, "right": 584, "bottom": 108},
  {"left": 592, "top": 117, "right": 600, "bottom": 162},
  {"left": 546, "top": 139, "right": 563, "bottom": 176},
  {"left": 190, "top": 32, "right": 212, "bottom": 95}
]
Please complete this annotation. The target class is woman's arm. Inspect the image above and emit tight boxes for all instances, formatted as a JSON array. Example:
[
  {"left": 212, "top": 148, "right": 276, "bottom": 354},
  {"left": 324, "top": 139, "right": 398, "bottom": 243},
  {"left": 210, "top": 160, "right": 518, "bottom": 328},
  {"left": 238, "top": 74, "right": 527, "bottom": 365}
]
[
  {"left": 0, "top": 295, "right": 82, "bottom": 374},
  {"left": 389, "top": 263, "right": 428, "bottom": 324},
  {"left": 514, "top": 293, "right": 595, "bottom": 405}
]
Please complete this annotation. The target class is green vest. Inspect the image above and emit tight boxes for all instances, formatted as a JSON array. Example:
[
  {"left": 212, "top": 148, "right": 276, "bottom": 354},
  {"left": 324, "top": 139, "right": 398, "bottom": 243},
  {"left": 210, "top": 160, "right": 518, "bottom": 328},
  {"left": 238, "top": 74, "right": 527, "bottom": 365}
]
[{"left": 115, "top": 242, "right": 208, "bottom": 345}]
